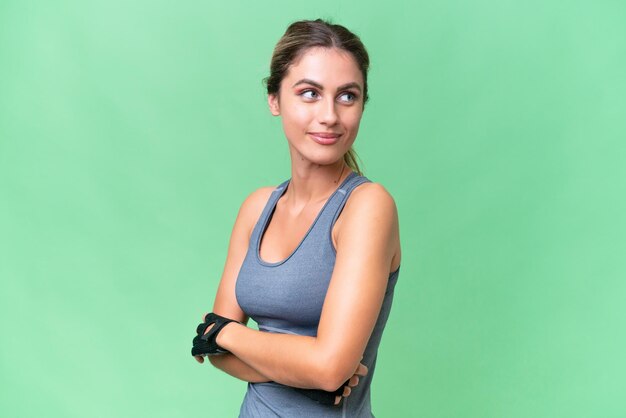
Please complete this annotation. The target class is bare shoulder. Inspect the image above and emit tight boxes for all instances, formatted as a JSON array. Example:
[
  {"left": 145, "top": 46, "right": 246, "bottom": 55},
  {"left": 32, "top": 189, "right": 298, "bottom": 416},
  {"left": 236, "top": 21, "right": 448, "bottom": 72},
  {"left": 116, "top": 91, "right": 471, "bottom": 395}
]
[
  {"left": 335, "top": 181, "right": 399, "bottom": 240},
  {"left": 236, "top": 186, "right": 276, "bottom": 231},
  {"left": 240, "top": 186, "right": 276, "bottom": 215},
  {"left": 334, "top": 181, "right": 401, "bottom": 269},
  {"left": 344, "top": 181, "right": 398, "bottom": 220}
]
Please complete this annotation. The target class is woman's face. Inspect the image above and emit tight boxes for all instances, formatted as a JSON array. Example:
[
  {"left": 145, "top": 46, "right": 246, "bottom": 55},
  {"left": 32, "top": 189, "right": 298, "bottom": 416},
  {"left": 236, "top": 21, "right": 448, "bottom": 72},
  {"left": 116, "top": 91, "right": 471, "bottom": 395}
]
[{"left": 268, "top": 47, "right": 365, "bottom": 167}]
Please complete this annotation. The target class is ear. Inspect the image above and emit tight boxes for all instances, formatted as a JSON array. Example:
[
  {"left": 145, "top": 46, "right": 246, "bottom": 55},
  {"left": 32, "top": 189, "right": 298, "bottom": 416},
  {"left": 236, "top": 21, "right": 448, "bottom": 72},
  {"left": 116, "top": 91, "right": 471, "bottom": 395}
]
[{"left": 268, "top": 94, "right": 280, "bottom": 116}]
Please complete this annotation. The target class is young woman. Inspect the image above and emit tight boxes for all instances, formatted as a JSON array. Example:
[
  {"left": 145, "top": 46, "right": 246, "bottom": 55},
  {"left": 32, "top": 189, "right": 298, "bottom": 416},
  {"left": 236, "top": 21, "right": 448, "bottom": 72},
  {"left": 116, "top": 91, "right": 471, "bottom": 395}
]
[{"left": 191, "top": 19, "right": 401, "bottom": 417}]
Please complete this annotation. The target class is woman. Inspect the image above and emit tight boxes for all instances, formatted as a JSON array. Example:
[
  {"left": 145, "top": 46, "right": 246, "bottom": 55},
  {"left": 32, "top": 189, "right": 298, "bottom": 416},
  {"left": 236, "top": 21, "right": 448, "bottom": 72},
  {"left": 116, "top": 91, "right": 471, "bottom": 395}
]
[{"left": 191, "top": 19, "right": 401, "bottom": 417}]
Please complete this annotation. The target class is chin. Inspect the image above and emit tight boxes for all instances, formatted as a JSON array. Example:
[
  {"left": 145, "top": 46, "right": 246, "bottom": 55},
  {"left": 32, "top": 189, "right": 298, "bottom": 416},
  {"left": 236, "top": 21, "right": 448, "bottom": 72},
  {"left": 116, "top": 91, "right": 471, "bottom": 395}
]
[
  {"left": 289, "top": 141, "right": 352, "bottom": 166},
  {"left": 303, "top": 150, "right": 347, "bottom": 166}
]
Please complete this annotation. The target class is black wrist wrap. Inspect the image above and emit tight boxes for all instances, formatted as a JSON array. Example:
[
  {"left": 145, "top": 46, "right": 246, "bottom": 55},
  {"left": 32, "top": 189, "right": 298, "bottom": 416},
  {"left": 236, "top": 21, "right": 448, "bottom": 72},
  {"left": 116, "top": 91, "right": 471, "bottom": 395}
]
[
  {"left": 191, "top": 312, "right": 239, "bottom": 356},
  {"left": 293, "top": 379, "right": 350, "bottom": 407}
]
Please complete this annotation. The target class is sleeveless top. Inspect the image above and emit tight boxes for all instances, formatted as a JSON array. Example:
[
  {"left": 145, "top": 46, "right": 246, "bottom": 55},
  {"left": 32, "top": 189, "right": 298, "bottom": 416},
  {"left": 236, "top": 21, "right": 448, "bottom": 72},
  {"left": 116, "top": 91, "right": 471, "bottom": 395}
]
[{"left": 235, "top": 171, "right": 400, "bottom": 417}]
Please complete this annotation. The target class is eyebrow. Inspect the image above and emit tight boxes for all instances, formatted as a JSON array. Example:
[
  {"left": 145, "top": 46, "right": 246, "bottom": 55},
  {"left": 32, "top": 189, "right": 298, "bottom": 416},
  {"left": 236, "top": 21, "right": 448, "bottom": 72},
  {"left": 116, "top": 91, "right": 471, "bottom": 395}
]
[{"left": 292, "top": 78, "right": 362, "bottom": 93}]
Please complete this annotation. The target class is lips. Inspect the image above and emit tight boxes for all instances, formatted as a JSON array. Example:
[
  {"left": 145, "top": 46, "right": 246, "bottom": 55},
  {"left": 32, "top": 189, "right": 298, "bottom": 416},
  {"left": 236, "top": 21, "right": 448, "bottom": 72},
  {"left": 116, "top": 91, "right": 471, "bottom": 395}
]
[{"left": 308, "top": 132, "right": 342, "bottom": 145}]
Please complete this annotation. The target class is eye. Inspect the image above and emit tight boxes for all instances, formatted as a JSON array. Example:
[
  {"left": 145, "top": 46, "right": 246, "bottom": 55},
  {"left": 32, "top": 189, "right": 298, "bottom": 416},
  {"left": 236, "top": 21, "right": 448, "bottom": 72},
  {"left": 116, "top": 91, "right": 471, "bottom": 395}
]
[
  {"left": 338, "top": 91, "right": 358, "bottom": 104},
  {"left": 300, "top": 89, "right": 319, "bottom": 100}
]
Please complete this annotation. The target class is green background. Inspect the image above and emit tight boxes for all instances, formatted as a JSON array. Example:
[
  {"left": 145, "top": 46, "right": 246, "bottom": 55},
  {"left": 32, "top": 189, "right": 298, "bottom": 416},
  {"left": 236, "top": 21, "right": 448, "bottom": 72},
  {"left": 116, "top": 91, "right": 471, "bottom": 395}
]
[{"left": 1, "top": 1, "right": 625, "bottom": 417}]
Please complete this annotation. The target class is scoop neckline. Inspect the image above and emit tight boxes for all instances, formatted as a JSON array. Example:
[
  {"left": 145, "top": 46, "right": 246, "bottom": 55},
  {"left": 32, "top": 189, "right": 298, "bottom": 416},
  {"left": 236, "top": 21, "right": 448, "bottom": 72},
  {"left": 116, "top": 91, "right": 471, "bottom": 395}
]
[{"left": 256, "top": 171, "right": 358, "bottom": 267}]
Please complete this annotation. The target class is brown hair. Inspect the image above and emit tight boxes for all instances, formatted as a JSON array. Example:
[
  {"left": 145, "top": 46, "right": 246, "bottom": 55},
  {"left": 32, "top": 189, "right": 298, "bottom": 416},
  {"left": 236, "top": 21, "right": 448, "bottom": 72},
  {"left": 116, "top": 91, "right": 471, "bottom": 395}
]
[{"left": 264, "top": 19, "right": 369, "bottom": 176}]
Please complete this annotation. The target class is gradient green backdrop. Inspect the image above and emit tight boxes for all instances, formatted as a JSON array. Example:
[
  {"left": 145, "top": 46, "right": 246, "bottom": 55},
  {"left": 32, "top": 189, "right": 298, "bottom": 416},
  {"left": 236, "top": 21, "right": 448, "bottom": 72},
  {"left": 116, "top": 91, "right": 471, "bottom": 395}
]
[{"left": 1, "top": 1, "right": 625, "bottom": 417}]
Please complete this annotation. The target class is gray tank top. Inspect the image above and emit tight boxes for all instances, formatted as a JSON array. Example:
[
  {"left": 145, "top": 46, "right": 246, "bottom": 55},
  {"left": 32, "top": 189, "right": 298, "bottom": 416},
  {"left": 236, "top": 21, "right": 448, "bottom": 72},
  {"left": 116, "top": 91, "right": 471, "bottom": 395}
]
[{"left": 235, "top": 171, "right": 400, "bottom": 417}]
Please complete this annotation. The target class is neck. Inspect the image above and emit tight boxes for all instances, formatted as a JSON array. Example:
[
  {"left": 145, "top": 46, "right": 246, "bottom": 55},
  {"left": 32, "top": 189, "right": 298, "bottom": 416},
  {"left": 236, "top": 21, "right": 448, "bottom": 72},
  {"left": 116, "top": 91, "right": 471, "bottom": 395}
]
[{"left": 285, "top": 159, "right": 351, "bottom": 208}]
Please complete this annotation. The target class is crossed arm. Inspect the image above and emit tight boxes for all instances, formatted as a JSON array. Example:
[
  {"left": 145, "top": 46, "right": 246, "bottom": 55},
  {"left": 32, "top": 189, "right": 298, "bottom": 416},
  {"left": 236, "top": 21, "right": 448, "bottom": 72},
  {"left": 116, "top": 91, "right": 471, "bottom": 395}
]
[{"left": 195, "top": 183, "right": 399, "bottom": 392}]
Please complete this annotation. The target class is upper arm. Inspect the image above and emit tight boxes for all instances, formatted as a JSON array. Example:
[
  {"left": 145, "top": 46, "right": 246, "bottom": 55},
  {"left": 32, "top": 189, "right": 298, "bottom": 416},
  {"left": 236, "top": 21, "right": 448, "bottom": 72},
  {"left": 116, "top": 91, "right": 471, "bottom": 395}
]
[
  {"left": 211, "top": 186, "right": 275, "bottom": 322},
  {"left": 316, "top": 182, "right": 399, "bottom": 381}
]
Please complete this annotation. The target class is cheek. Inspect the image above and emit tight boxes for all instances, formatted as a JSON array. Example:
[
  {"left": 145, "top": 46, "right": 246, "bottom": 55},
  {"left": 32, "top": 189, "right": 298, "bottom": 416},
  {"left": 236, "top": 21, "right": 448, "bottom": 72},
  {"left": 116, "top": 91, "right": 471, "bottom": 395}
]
[
  {"left": 281, "top": 107, "right": 310, "bottom": 131},
  {"left": 344, "top": 110, "right": 363, "bottom": 132}
]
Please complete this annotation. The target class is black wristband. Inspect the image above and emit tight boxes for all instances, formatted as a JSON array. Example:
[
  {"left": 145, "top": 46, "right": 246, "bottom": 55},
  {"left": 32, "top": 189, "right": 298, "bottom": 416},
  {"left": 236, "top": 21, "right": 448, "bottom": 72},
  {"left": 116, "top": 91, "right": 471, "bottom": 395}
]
[
  {"left": 191, "top": 312, "right": 240, "bottom": 356},
  {"left": 293, "top": 379, "right": 349, "bottom": 406}
]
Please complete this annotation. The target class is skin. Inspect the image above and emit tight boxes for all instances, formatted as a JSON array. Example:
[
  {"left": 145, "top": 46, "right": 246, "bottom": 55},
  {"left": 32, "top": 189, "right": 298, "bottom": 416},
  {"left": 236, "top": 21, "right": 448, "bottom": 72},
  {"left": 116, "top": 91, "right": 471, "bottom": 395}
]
[{"left": 193, "top": 47, "right": 401, "bottom": 403}]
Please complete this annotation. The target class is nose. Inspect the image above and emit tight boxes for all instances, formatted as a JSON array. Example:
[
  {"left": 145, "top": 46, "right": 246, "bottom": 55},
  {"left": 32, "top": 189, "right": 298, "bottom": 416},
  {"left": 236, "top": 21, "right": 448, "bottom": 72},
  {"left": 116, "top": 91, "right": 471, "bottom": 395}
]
[{"left": 317, "top": 97, "right": 338, "bottom": 126}]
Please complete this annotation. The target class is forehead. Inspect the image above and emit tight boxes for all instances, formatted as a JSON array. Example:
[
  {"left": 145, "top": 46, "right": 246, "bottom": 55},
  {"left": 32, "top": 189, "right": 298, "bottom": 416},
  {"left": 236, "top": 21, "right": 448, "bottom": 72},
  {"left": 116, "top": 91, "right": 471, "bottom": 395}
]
[{"left": 283, "top": 47, "right": 364, "bottom": 87}]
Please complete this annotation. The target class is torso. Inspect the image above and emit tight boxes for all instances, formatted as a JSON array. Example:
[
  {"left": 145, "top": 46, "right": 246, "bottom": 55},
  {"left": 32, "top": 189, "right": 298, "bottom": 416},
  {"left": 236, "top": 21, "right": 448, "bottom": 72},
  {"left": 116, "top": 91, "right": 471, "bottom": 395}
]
[
  {"left": 250, "top": 181, "right": 401, "bottom": 275},
  {"left": 235, "top": 172, "right": 401, "bottom": 417}
]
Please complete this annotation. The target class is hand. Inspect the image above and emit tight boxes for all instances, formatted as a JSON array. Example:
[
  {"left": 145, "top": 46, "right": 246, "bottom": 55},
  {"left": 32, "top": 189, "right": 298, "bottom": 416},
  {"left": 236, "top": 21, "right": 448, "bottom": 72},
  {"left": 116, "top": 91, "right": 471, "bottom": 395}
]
[
  {"left": 194, "top": 312, "right": 214, "bottom": 364},
  {"left": 334, "top": 362, "right": 368, "bottom": 405}
]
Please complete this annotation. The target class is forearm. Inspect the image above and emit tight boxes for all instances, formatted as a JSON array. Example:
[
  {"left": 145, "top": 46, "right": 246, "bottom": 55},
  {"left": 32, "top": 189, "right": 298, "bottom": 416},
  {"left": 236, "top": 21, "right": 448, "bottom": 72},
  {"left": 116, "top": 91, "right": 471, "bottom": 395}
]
[
  {"left": 217, "top": 323, "right": 352, "bottom": 391},
  {"left": 208, "top": 353, "right": 271, "bottom": 383}
]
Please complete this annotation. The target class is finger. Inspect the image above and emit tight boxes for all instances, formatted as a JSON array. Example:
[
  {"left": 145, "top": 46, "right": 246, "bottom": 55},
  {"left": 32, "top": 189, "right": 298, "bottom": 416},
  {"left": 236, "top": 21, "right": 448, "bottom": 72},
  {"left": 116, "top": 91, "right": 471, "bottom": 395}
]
[
  {"left": 342, "top": 386, "right": 352, "bottom": 397},
  {"left": 334, "top": 395, "right": 341, "bottom": 406},
  {"left": 355, "top": 362, "right": 368, "bottom": 376},
  {"left": 194, "top": 355, "right": 204, "bottom": 364},
  {"left": 203, "top": 323, "right": 215, "bottom": 335},
  {"left": 349, "top": 375, "right": 359, "bottom": 387}
]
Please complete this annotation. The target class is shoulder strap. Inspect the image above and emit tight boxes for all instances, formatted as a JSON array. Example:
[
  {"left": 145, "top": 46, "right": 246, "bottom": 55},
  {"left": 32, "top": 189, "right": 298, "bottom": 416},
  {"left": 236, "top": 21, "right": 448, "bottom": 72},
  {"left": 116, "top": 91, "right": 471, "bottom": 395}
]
[
  {"left": 249, "top": 179, "right": 289, "bottom": 247},
  {"left": 329, "top": 174, "right": 372, "bottom": 227}
]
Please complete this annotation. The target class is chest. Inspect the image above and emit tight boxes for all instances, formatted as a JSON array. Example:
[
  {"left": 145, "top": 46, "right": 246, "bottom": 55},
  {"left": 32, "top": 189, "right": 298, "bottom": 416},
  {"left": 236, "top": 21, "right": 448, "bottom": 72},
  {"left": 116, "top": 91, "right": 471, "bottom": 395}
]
[
  {"left": 258, "top": 200, "right": 343, "bottom": 264},
  {"left": 236, "top": 257, "right": 336, "bottom": 334},
  {"left": 236, "top": 204, "right": 342, "bottom": 334}
]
